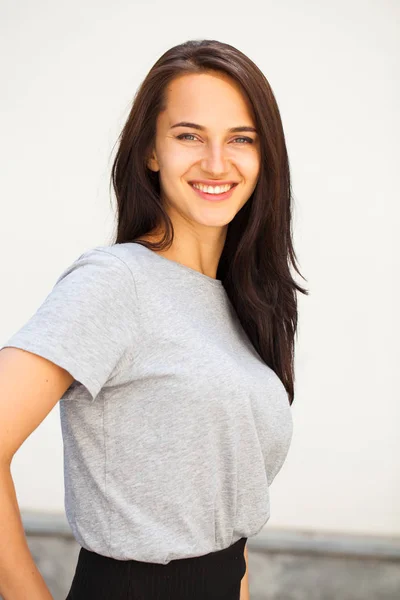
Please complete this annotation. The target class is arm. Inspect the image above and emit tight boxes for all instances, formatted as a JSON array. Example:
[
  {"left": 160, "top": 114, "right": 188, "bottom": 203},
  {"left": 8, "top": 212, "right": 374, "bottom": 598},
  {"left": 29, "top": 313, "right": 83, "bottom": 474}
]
[
  {"left": 0, "top": 347, "right": 74, "bottom": 600},
  {"left": 240, "top": 542, "right": 250, "bottom": 600},
  {"left": 0, "top": 464, "right": 54, "bottom": 600}
]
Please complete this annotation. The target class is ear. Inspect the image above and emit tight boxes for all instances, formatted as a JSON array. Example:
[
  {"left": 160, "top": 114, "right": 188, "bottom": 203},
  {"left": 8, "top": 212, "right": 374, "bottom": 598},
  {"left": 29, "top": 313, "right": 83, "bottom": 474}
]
[{"left": 147, "top": 149, "right": 160, "bottom": 172}]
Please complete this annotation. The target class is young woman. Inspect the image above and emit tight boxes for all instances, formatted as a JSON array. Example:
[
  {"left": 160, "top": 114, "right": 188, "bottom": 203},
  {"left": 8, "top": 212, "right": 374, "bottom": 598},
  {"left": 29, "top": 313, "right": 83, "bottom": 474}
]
[{"left": 0, "top": 39, "right": 308, "bottom": 600}]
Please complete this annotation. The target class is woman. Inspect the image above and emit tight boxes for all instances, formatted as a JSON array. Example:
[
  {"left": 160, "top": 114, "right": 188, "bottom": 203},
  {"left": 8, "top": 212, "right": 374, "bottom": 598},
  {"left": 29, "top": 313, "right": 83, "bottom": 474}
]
[{"left": 0, "top": 39, "right": 307, "bottom": 599}]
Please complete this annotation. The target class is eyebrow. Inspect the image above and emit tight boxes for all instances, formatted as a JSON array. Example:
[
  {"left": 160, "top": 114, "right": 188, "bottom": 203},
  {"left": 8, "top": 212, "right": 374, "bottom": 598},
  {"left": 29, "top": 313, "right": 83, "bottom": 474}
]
[{"left": 170, "top": 121, "right": 258, "bottom": 134}]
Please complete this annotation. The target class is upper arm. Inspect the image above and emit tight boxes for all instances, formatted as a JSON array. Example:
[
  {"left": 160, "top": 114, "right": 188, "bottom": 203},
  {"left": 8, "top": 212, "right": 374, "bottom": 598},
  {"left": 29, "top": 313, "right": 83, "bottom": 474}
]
[
  {"left": 0, "top": 347, "right": 74, "bottom": 465},
  {"left": 0, "top": 248, "right": 138, "bottom": 402}
]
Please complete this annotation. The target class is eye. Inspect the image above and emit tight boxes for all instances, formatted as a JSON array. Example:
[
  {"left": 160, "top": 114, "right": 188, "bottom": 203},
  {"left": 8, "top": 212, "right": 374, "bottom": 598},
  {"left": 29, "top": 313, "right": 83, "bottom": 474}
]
[
  {"left": 232, "top": 137, "right": 254, "bottom": 144},
  {"left": 176, "top": 134, "right": 198, "bottom": 141},
  {"left": 176, "top": 134, "right": 254, "bottom": 144}
]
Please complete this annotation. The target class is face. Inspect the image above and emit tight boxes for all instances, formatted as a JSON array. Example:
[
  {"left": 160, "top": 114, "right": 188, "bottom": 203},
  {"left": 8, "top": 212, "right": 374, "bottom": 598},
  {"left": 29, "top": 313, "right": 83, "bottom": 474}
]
[{"left": 147, "top": 71, "right": 261, "bottom": 236}]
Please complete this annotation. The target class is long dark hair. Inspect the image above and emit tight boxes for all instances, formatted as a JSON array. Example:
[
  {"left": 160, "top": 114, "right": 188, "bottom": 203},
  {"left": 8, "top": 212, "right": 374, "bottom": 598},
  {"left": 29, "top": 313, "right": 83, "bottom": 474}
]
[{"left": 109, "top": 39, "right": 308, "bottom": 406}]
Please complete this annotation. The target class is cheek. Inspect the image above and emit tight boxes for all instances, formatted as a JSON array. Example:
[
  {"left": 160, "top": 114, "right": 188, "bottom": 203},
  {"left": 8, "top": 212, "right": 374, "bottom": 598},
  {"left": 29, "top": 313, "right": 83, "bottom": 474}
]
[
  {"left": 158, "top": 153, "right": 192, "bottom": 196},
  {"left": 159, "top": 140, "right": 197, "bottom": 172},
  {"left": 233, "top": 152, "right": 260, "bottom": 182}
]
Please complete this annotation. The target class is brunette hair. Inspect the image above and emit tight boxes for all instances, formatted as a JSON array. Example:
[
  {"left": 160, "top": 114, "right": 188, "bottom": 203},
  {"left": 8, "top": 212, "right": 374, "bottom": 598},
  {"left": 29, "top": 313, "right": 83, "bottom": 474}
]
[{"left": 110, "top": 39, "right": 308, "bottom": 405}]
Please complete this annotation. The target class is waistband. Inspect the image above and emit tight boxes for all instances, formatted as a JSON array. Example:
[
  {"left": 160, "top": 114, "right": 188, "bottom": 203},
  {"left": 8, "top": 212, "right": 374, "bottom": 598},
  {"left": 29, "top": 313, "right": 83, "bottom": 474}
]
[
  {"left": 67, "top": 537, "right": 248, "bottom": 600},
  {"left": 81, "top": 536, "right": 247, "bottom": 571}
]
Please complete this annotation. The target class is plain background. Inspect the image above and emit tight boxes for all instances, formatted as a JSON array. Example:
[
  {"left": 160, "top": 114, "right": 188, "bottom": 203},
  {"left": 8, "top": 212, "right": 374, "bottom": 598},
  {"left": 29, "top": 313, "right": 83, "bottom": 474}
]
[{"left": 0, "top": 0, "right": 398, "bottom": 538}]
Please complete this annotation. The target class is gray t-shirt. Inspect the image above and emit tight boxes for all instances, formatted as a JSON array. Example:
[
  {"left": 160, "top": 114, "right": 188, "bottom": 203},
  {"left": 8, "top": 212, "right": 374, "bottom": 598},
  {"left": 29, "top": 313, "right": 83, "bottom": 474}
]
[{"left": 1, "top": 242, "right": 293, "bottom": 564}]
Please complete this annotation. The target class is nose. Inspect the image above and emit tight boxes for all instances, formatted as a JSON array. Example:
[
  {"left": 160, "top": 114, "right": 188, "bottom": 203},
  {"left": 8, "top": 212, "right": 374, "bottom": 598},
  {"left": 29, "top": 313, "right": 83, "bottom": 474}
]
[{"left": 201, "top": 141, "right": 230, "bottom": 176}]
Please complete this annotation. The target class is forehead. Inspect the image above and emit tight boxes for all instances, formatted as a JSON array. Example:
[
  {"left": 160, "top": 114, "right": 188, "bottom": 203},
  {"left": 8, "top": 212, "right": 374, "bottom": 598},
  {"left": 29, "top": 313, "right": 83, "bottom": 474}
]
[{"left": 159, "top": 72, "right": 255, "bottom": 128}]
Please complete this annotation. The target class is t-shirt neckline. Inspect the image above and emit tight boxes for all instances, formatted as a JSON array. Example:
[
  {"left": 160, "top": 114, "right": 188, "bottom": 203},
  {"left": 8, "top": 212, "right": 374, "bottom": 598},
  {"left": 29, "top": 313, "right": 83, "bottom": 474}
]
[{"left": 131, "top": 242, "right": 224, "bottom": 288}]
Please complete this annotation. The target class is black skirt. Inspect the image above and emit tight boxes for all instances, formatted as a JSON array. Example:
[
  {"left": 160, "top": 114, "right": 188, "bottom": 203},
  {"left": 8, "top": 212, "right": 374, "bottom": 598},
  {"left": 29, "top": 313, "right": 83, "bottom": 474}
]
[{"left": 65, "top": 536, "right": 247, "bottom": 600}]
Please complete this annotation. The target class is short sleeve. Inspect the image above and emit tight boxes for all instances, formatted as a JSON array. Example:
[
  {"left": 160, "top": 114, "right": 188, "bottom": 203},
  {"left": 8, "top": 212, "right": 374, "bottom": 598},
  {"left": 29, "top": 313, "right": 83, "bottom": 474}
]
[{"left": 0, "top": 247, "right": 138, "bottom": 402}]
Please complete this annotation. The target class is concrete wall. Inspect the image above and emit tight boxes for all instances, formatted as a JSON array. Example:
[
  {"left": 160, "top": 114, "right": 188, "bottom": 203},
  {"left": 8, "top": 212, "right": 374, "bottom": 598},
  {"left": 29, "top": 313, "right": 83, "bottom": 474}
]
[
  {"left": 21, "top": 528, "right": 400, "bottom": 600},
  {"left": 0, "top": 0, "right": 399, "bottom": 541}
]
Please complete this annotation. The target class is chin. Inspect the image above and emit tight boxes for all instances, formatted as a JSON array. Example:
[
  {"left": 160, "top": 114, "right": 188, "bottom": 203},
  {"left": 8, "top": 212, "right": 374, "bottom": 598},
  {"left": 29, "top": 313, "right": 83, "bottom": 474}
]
[{"left": 193, "top": 215, "right": 236, "bottom": 228}]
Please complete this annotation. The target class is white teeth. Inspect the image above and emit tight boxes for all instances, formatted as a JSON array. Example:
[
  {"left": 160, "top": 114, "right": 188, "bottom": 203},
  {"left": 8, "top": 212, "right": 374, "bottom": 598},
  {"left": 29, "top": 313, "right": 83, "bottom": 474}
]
[{"left": 192, "top": 183, "right": 233, "bottom": 194}]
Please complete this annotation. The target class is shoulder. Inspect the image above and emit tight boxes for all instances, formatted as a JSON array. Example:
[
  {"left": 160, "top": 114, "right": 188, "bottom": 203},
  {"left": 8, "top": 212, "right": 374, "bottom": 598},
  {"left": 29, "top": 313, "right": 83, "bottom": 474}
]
[
  {"left": 84, "top": 242, "right": 157, "bottom": 283},
  {"left": 77, "top": 243, "right": 148, "bottom": 273},
  {"left": 75, "top": 244, "right": 133, "bottom": 270},
  {"left": 58, "top": 243, "right": 159, "bottom": 300},
  {"left": 60, "top": 243, "right": 140, "bottom": 275},
  {"left": 62, "top": 242, "right": 157, "bottom": 296},
  {"left": 53, "top": 244, "right": 139, "bottom": 297}
]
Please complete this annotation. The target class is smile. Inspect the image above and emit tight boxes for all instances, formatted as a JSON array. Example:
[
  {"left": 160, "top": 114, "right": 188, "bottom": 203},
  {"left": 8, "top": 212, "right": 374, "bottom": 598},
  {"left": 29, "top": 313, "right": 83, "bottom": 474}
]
[
  {"left": 189, "top": 182, "right": 238, "bottom": 203},
  {"left": 191, "top": 182, "right": 235, "bottom": 194}
]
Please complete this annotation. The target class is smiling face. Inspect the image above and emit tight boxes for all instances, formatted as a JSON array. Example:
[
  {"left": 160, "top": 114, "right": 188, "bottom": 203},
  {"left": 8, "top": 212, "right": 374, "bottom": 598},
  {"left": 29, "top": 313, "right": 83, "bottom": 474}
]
[{"left": 147, "top": 71, "right": 261, "bottom": 236}]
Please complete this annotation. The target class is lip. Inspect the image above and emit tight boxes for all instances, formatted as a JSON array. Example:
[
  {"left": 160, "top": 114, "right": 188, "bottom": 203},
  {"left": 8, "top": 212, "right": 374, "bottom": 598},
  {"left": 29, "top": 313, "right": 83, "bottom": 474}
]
[
  {"left": 189, "top": 179, "right": 239, "bottom": 186},
  {"left": 189, "top": 181, "right": 238, "bottom": 203}
]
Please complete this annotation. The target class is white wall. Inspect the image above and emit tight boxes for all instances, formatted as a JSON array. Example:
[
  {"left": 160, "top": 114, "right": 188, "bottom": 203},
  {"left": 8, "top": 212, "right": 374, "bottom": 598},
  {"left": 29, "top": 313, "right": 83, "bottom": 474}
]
[{"left": 1, "top": 0, "right": 398, "bottom": 537}]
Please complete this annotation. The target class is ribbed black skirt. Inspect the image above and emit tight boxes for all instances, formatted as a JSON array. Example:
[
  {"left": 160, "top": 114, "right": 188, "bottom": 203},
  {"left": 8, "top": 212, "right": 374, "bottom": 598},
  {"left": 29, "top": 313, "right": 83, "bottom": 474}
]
[{"left": 65, "top": 536, "right": 247, "bottom": 600}]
